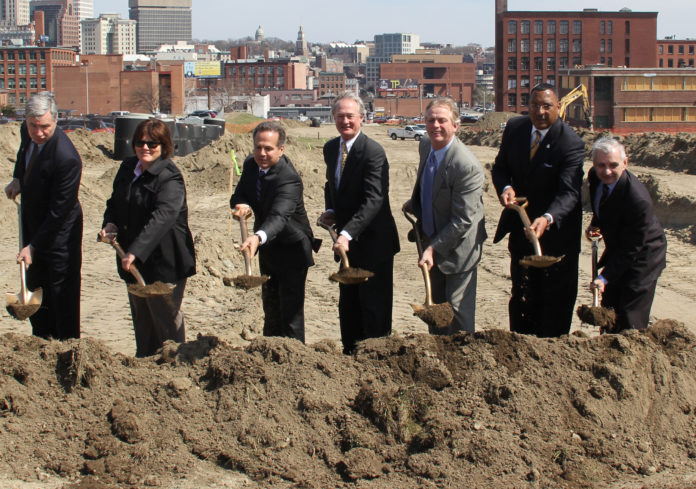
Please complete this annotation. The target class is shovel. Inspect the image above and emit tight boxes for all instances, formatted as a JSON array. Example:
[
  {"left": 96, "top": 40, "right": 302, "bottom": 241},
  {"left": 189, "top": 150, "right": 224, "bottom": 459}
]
[
  {"left": 98, "top": 235, "right": 173, "bottom": 298},
  {"left": 576, "top": 233, "right": 616, "bottom": 331},
  {"left": 231, "top": 210, "right": 269, "bottom": 289},
  {"left": 506, "top": 197, "right": 564, "bottom": 268},
  {"left": 403, "top": 210, "right": 454, "bottom": 329},
  {"left": 6, "top": 198, "right": 42, "bottom": 320},
  {"left": 316, "top": 219, "right": 374, "bottom": 285}
]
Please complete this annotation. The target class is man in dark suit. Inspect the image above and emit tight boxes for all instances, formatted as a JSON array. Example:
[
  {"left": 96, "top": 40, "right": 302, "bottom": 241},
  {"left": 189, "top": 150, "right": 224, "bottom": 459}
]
[
  {"left": 403, "top": 97, "right": 487, "bottom": 334},
  {"left": 320, "top": 92, "right": 400, "bottom": 354},
  {"left": 230, "top": 121, "right": 315, "bottom": 343},
  {"left": 492, "top": 83, "right": 585, "bottom": 337},
  {"left": 4, "top": 92, "right": 82, "bottom": 340},
  {"left": 587, "top": 137, "right": 666, "bottom": 331}
]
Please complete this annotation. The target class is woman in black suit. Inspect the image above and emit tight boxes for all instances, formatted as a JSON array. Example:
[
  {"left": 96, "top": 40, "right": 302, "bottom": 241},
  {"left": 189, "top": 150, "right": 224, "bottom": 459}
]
[{"left": 100, "top": 119, "right": 196, "bottom": 357}]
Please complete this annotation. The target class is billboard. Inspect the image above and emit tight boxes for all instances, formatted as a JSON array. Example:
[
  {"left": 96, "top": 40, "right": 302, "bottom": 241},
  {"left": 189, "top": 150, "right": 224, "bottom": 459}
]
[
  {"left": 378, "top": 78, "right": 419, "bottom": 92},
  {"left": 184, "top": 61, "right": 222, "bottom": 79}
]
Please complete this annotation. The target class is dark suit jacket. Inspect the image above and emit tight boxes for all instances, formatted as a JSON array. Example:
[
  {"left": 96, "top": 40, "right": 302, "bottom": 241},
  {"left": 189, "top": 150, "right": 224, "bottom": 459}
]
[
  {"left": 492, "top": 116, "right": 585, "bottom": 257},
  {"left": 588, "top": 168, "right": 666, "bottom": 285},
  {"left": 102, "top": 156, "right": 196, "bottom": 284},
  {"left": 410, "top": 136, "right": 487, "bottom": 274},
  {"left": 13, "top": 123, "right": 82, "bottom": 257},
  {"left": 230, "top": 154, "right": 314, "bottom": 271},
  {"left": 323, "top": 132, "right": 399, "bottom": 268}
]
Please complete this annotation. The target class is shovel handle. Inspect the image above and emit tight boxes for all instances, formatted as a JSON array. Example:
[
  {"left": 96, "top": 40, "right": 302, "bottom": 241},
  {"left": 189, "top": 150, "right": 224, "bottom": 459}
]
[
  {"left": 317, "top": 219, "right": 351, "bottom": 270},
  {"left": 419, "top": 262, "right": 434, "bottom": 306},
  {"left": 237, "top": 213, "right": 254, "bottom": 276},
  {"left": 99, "top": 236, "right": 147, "bottom": 287},
  {"left": 591, "top": 237, "right": 600, "bottom": 307},
  {"left": 505, "top": 198, "right": 543, "bottom": 257},
  {"left": 403, "top": 209, "right": 425, "bottom": 258}
]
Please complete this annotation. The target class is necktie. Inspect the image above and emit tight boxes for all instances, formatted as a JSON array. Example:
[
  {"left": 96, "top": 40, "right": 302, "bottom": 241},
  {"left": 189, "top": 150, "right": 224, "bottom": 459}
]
[
  {"left": 529, "top": 130, "right": 541, "bottom": 160},
  {"left": 599, "top": 183, "right": 610, "bottom": 206},
  {"left": 24, "top": 143, "right": 39, "bottom": 184},
  {"left": 420, "top": 152, "right": 438, "bottom": 237},
  {"left": 256, "top": 170, "right": 265, "bottom": 201},
  {"left": 340, "top": 141, "right": 348, "bottom": 176}
]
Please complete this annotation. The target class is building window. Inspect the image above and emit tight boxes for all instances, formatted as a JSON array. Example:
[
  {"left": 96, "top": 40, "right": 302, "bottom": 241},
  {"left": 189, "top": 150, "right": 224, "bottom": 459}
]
[
  {"left": 29, "top": 52, "right": 36, "bottom": 60},
  {"left": 547, "top": 20, "right": 556, "bottom": 34},
  {"left": 559, "top": 57, "right": 569, "bottom": 69},
  {"left": 249, "top": 67, "right": 255, "bottom": 74},
  {"left": 573, "top": 21, "right": 582, "bottom": 34},
  {"left": 521, "top": 76, "right": 530, "bottom": 88},
  {"left": 668, "top": 59, "right": 674, "bottom": 67},
  {"left": 607, "top": 21, "right": 613, "bottom": 34},
  {"left": 507, "top": 93, "right": 517, "bottom": 106},
  {"left": 679, "top": 59, "right": 686, "bottom": 67},
  {"left": 29, "top": 64, "right": 36, "bottom": 75},
  {"left": 258, "top": 66, "right": 264, "bottom": 74},
  {"left": 520, "top": 57, "right": 529, "bottom": 70},
  {"left": 7, "top": 52, "right": 14, "bottom": 60},
  {"left": 521, "top": 21, "right": 530, "bottom": 34},
  {"left": 18, "top": 52, "right": 25, "bottom": 60},
  {"left": 40, "top": 52, "right": 45, "bottom": 60},
  {"left": 608, "top": 39, "right": 613, "bottom": 53},
  {"left": 508, "top": 57, "right": 517, "bottom": 70},
  {"left": 508, "top": 20, "right": 517, "bottom": 34},
  {"left": 600, "top": 40, "right": 605, "bottom": 53},
  {"left": 625, "top": 39, "right": 630, "bottom": 54},
  {"left": 534, "top": 57, "right": 543, "bottom": 70},
  {"left": 625, "top": 21, "right": 630, "bottom": 35},
  {"left": 0, "top": 79, "right": 3, "bottom": 89},
  {"left": 30, "top": 78, "right": 37, "bottom": 88},
  {"left": 0, "top": 65, "right": 3, "bottom": 74},
  {"left": 534, "top": 39, "right": 543, "bottom": 52},
  {"left": 534, "top": 20, "right": 543, "bottom": 34},
  {"left": 560, "top": 39, "right": 568, "bottom": 53},
  {"left": 679, "top": 45, "right": 685, "bottom": 55},
  {"left": 41, "top": 78, "right": 46, "bottom": 88},
  {"left": 547, "top": 39, "right": 555, "bottom": 52},
  {"left": 8, "top": 64, "right": 15, "bottom": 74},
  {"left": 40, "top": 64, "right": 45, "bottom": 75},
  {"left": 268, "top": 66, "right": 274, "bottom": 74},
  {"left": 546, "top": 57, "right": 555, "bottom": 70},
  {"left": 572, "top": 39, "right": 582, "bottom": 53},
  {"left": 560, "top": 21, "right": 569, "bottom": 35},
  {"left": 534, "top": 75, "right": 543, "bottom": 86},
  {"left": 507, "top": 76, "right": 517, "bottom": 89},
  {"left": 521, "top": 39, "right": 529, "bottom": 53},
  {"left": 600, "top": 21, "right": 605, "bottom": 35},
  {"left": 508, "top": 39, "right": 516, "bottom": 53},
  {"left": 521, "top": 93, "right": 530, "bottom": 106},
  {"left": 546, "top": 76, "right": 555, "bottom": 86},
  {"left": 690, "top": 45, "right": 695, "bottom": 55},
  {"left": 8, "top": 79, "right": 15, "bottom": 88},
  {"left": 277, "top": 67, "right": 284, "bottom": 75},
  {"left": 19, "top": 78, "right": 27, "bottom": 89},
  {"left": 668, "top": 45, "right": 674, "bottom": 54},
  {"left": 600, "top": 57, "right": 605, "bottom": 64},
  {"left": 573, "top": 56, "right": 582, "bottom": 66},
  {"left": 240, "top": 67, "right": 245, "bottom": 75},
  {"left": 276, "top": 76, "right": 284, "bottom": 85},
  {"left": 19, "top": 65, "right": 26, "bottom": 75},
  {"left": 659, "top": 59, "right": 664, "bottom": 67}
]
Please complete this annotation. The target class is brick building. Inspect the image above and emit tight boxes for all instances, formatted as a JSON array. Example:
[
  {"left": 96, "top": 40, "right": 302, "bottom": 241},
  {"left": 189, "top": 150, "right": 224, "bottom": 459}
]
[
  {"left": 318, "top": 71, "right": 345, "bottom": 97},
  {"left": 0, "top": 45, "right": 76, "bottom": 106},
  {"left": 495, "top": 0, "right": 658, "bottom": 113},
  {"left": 259, "top": 88, "right": 328, "bottom": 107},
  {"left": 224, "top": 59, "right": 307, "bottom": 92},
  {"left": 560, "top": 66, "right": 696, "bottom": 134},
  {"left": 31, "top": 0, "right": 80, "bottom": 50},
  {"left": 657, "top": 38, "right": 696, "bottom": 68}
]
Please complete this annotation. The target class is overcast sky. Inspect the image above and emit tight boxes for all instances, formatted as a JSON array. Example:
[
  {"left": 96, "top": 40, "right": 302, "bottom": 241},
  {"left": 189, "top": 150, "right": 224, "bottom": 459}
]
[{"left": 94, "top": 0, "right": 695, "bottom": 47}]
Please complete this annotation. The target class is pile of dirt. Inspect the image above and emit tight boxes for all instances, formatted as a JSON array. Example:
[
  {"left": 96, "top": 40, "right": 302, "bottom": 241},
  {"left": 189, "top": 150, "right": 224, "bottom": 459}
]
[{"left": 1, "top": 321, "right": 695, "bottom": 488}]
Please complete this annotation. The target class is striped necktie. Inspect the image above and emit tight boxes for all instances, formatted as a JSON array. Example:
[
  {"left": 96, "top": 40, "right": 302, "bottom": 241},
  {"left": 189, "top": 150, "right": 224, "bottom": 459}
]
[
  {"left": 529, "top": 130, "right": 541, "bottom": 159},
  {"left": 340, "top": 141, "right": 348, "bottom": 175}
]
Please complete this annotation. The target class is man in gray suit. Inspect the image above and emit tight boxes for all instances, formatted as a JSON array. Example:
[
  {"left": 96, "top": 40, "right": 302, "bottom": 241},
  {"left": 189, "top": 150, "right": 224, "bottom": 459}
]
[{"left": 404, "top": 97, "right": 487, "bottom": 334}]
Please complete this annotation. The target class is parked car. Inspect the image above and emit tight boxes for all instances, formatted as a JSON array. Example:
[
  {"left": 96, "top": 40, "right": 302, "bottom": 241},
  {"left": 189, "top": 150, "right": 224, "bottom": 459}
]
[
  {"left": 189, "top": 110, "right": 217, "bottom": 118},
  {"left": 372, "top": 117, "right": 388, "bottom": 124},
  {"left": 387, "top": 125, "right": 426, "bottom": 141}
]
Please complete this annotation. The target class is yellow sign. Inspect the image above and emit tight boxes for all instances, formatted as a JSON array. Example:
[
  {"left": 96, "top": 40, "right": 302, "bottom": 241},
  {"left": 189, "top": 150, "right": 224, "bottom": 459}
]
[{"left": 195, "top": 62, "right": 221, "bottom": 78}]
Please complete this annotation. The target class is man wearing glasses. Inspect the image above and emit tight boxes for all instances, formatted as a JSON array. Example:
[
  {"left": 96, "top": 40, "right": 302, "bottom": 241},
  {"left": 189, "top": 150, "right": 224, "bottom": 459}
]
[
  {"left": 491, "top": 83, "right": 585, "bottom": 337},
  {"left": 4, "top": 92, "right": 83, "bottom": 340}
]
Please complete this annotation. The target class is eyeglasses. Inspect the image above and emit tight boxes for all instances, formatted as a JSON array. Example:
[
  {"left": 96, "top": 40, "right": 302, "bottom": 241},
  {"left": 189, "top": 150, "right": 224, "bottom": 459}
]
[
  {"left": 134, "top": 140, "right": 161, "bottom": 148},
  {"left": 530, "top": 103, "right": 555, "bottom": 111}
]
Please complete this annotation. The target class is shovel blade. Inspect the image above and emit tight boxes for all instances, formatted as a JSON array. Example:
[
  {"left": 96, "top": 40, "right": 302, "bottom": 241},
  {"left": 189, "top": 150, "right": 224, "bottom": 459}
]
[
  {"left": 412, "top": 302, "right": 454, "bottom": 330},
  {"left": 519, "top": 254, "right": 565, "bottom": 268},
  {"left": 5, "top": 287, "right": 43, "bottom": 320},
  {"left": 232, "top": 274, "right": 269, "bottom": 290},
  {"left": 576, "top": 304, "right": 616, "bottom": 330},
  {"left": 329, "top": 267, "right": 374, "bottom": 285},
  {"left": 127, "top": 281, "right": 175, "bottom": 298}
]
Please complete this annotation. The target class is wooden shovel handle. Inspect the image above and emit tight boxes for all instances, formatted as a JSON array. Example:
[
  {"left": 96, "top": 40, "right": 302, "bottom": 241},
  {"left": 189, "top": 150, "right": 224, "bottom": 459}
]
[
  {"left": 402, "top": 209, "right": 425, "bottom": 258},
  {"left": 591, "top": 237, "right": 600, "bottom": 307},
  {"left": 317, "top": 219, "right": 351, "bottom": 269},
  {"left": 99, "top": 236, "right": 147, "bottom": 286},
  {"left": 419, "top": 262, "right": 434, "bottom": 306},
  {"left": 505, "top": 197, "right": 543, "bottom": 257},
  {"left": 237, "top": 213, "right": 254, "bottom": 276}
]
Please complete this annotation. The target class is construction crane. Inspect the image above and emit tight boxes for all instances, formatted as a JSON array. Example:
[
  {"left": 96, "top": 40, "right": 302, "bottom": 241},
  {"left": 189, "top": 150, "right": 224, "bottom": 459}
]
[{"left": 559, "top": 84, "right": 593, "bottom": 130}]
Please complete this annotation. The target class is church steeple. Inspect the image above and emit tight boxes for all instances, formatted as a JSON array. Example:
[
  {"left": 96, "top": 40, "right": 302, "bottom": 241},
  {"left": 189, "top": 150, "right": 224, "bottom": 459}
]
[{"left": 295, "top": 24, "right": 309, "bottom": 56}]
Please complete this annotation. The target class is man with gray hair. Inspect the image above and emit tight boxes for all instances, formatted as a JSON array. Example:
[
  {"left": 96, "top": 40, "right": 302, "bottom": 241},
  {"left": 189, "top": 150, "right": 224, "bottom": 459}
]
[
  {"left": 4, "top": 92, "right": 83, "bottom": 339},
  {"left": 586, "top": 137, "right": 666, "bottom": 331}
]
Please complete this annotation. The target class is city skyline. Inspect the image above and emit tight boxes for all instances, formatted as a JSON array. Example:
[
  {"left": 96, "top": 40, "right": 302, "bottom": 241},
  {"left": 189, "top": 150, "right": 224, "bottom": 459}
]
[{"left": 92, "top": 0, "right": 695, "bottom": 47}]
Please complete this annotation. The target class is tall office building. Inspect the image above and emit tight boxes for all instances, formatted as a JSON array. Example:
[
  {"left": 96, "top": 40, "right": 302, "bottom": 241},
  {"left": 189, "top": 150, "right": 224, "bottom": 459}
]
[
  {"left": 366, "top": 33, "right": 420, "bottom": 89},
  {"left": 0, "top": 0, "right": 30, "bottom": 26},
  {"left": 128, "top": 0, "right": 192, "bottom": 53},
  {"left": 82, "top": 13, "right": 136, "bottom": 55},
  {"left": 30, "top": 0, "right": 80, "bottom": 49},
  {"left": 72, "top": 0, "right": 92, "bottom": 20}
]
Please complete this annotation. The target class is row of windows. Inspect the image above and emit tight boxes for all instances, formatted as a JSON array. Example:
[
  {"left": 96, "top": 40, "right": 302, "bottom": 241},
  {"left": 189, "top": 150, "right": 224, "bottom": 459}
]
[
  {"left": 507, "top": 76, "right": 556, "bottom": 90},
  {"left": 658, "top": 45, "right": 696, "bottom": 55},
  {"left": 508, "top": 56, "right": 583, "bottom": 71},
  {"left": 228, "top": 66, "right": 285, "bottom": 75},
  {"left": 507, "top": 38, "right": 584, "bottom": 53},
  {"left": 659, "top": 58, "right": 696, "bottom": 68},
  {"left": 0, "top": 78, "right": 47, "bottom": 89},
  {"left": 506, "top": 83, "right": 557, "bottom": 107},
  {"left": 230, "top": 77, "right": 285, "bottom": 87},
  {"left": 0, "top": 64, "right": 46, "bottom": 75},
  {"left": 0, "top": 51, "right": 47, "bottom": 61},
  {"left": 624, "top": 107, "right": 696, "bottom": 122},
  {"left": 623, "top": 76, "right": 696, "bottom": 91},
  {"left": 508, "top": 19, "right": 625, "bottom": 35}
]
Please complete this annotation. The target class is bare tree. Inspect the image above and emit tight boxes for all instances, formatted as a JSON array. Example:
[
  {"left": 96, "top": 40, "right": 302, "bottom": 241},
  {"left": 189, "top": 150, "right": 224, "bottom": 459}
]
[{"left": 129, "top": 86, "right": 160, "bottom": 113}]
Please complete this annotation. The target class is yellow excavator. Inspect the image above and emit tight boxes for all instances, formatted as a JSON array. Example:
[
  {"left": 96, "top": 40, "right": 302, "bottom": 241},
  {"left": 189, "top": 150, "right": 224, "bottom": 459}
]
[{"left": 559, "top": 84, "right": 593, "bottom": 130}]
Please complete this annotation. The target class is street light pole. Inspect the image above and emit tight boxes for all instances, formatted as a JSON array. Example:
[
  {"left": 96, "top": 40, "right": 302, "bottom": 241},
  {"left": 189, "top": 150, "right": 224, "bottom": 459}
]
[{"left": 82, "top": 60, "right": 89, "bottom": 115}]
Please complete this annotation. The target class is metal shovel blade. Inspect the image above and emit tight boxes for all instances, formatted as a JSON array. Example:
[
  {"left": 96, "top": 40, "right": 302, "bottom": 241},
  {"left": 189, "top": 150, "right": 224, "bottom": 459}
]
[
  {"left": 232, "top": 274, "right": 270, "bottom": 290},
  {"left": 576, "top": 304, "right": 617, "bottom": 330},
  {"left": 411, "top": 301, "right": 454, "bottom": 330},
  {"left": 127, "top": 281, "right": 175, "bottom": 298},
  {"left": 519, "top": 254, "right": 565, "bottom": 268},
  {"left": 5, "top": 287, "right": 42, "bottom": 321},
  {"left": 329, "top": 267, "right": 374, "bottom": 285}
]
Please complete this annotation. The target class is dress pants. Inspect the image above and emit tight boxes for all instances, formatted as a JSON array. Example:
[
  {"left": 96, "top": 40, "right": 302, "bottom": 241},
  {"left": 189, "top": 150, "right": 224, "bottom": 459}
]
[
  {"left": 429, "top": 265, "right": 478, "bottom": 335},
  {"left": 128, "top": 278, "right": 186, "bottom": 357},
  {"left": 509, "top": 252, "right": 579, "bottom": 337},
  {"left": 338, "top": 257, "right": 393, "bottom": 354},
  {"left": 259, "top": 260, "right": 308, "bottom": 343},
  {"left": 602, "top": 271, "right": 659, "bottom": 332}
]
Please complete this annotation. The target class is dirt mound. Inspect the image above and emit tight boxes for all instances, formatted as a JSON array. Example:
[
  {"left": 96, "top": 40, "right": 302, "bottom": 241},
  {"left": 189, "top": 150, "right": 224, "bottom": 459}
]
[{"left": 1, "top": 321, "right": 695, "bottom": 488}]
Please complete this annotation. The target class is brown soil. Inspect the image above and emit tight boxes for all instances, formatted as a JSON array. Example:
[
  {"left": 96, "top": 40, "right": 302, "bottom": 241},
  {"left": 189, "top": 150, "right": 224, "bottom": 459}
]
[
  {"left": 329, "top": 267, "right": 374, "bottom": 285},
  {"left": 1, "top": 120, "right": 696, "bottom": 488},
  {"left": 413, "top": 302, "right": 454, "bottom": 329},
  {"left": 127, "top": 281, "right": 175, "bottom": 298},
  {"left": 231, "top": 274, "right": 269, "bottom": 290},
  {"left": 576, "top": 304, "right": 617, "bottom": 330}
]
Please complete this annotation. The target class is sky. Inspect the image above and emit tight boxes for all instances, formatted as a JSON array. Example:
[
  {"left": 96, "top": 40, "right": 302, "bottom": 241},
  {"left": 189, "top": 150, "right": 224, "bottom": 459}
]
[{"left": 94, "top": 0, "right": 695, "bottom": 47}]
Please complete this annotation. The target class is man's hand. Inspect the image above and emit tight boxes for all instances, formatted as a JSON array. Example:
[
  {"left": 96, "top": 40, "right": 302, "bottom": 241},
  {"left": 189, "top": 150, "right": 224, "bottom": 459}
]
[
  {"left": 585, "top": 226, "right": 602, "bottom": 241},
  {"left": 5, "top": 178, "right": 20, "bottom": 200},
  {"left": 499, "top": 187, "right": 516, "bottom": 207},
  {"left": 528, "top": 217, "right": 549, "bottom": 239},
  {"left": 121, "top": 252, "right": 136, "bottom": 272},
  {"left": 17, "top": 245, "right": 33, "bottom": 266},
  {"left": 591, "top": 278, "right": 606, "bottom": 294},
  {"left": 319, "top": 210, "right": 336, "bottom": 227},
  {"left": 418, "top": 245, "right": 435, "bottom": 270},
  {"left": 240, "top": 234, "right": 260, "bottom": 257},
  {"left": 333, "top": 234, "right": 349, "bottom": 254},
  {"left": 99, "top": 223, "right": 118, "bottom": 242},
  {"left": 233, "top": 204, "right": 252, "bottom": 221}
]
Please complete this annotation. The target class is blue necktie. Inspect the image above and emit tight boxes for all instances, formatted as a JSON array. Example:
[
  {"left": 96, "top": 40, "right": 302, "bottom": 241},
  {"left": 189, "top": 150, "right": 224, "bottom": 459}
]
[
  {"left": 421, "top": 152, "right": 438, "bottom": 237},
  {"left": 256, "top": 170, "right": 265, "bottom": 201}
]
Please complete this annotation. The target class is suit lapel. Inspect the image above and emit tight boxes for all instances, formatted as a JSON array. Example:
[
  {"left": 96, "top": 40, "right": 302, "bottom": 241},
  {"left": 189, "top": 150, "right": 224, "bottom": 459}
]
[{"left": 337, "top": 132, "right": 365, "bottom": 197}]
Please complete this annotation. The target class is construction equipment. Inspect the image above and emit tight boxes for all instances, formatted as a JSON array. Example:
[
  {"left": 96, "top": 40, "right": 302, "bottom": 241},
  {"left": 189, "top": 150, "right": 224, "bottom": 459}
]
[{"left": 559, "top": 84, "right": 593, "bottom": 130}]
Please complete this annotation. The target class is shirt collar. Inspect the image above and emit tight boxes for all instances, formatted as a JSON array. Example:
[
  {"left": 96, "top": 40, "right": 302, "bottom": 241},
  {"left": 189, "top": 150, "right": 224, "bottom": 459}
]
[
  {"left": 341, "top": 131, "right": 361, "bottom": 152},
  {"left": 430, "top": 137, "right": 455, "bottom": 164},
  {"left": 531, "top": 126, "right": 550, "bottom": 141}
]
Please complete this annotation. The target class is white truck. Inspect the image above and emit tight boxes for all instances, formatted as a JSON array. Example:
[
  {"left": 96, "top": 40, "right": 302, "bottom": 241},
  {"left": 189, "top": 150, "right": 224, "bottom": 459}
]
[{"left": 388, "top": 125, "right": 426, "bottom": 141}]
